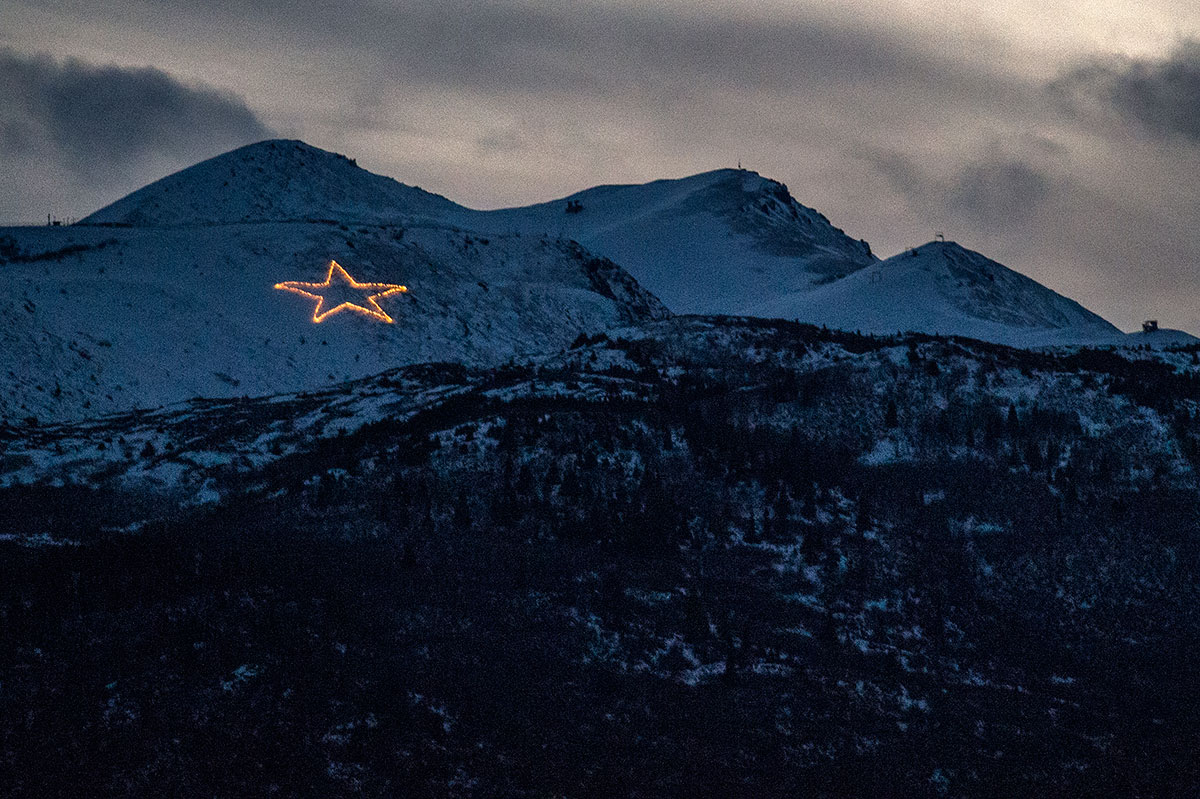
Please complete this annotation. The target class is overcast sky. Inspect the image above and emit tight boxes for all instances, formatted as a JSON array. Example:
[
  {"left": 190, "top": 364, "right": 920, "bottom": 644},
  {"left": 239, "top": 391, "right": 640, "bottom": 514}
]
[{"left": 4, "top": 0, "right": 1200, "bottom": 332}]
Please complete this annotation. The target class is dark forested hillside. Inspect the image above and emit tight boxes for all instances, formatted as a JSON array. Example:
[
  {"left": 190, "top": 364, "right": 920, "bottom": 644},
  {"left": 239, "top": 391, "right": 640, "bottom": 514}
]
[{"left": 3, "top": 317, "right": 1200, "bottom": 797}]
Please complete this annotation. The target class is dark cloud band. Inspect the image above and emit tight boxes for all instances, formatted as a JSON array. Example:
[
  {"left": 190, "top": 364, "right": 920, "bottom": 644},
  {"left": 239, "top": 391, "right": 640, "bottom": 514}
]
[
  {"left": 1054, "top": 39, "right": 1200, "bottom": 143},
  {"left": 0, "top": 48, "right": 270, "bottom": 173}
]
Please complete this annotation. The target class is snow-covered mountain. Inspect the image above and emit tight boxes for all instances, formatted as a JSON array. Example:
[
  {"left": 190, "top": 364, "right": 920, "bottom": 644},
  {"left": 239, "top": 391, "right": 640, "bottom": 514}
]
[
  {"left": 452, "top": 169, "right": 1140, "bottom": 347},
  {"left": 81, "top": 140, "right": 459, "bottom": 227},
  {"left": 77, "top": 141, "right": 1133, "bottom": 348},
  {"left": 455, "top": 169, "right": 877, "bottom": 315},
  {"left": 0, "top": 219, "right": 665, "bottom": 423},
  {"left": 12, "top": 139, "right": 1183, "bottom": 427},
  {"left": 753, "top": 240, "right": 1122, "bottom": 346}
]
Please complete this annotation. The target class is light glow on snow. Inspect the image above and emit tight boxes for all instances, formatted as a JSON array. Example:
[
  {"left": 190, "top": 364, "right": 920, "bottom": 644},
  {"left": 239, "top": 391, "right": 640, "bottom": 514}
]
[{"left": 275, "top": 260, "right": 408, "bottom": 323}]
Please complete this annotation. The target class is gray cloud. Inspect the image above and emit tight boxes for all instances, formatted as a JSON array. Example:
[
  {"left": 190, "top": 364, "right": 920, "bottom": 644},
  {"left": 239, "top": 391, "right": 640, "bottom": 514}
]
[
  {"left": 0, "top": 48, "right": 270, "bottom": 222},
  {"left": 16, "top": 0, "right": 1025, "bottom": 120},
  {"left": 365, "top": 2, "right": 1003, "bottom": 99},
  {"left": 866, "top": 143, "right": 1063, "bottom": 234},
  {"left": 950, "top": 157, "right": 1056, "bottom": 230},
  {"left": 0, "top": 48, "right": 270, "bottom": 173},
  {"left": 1054, "top": 39, "right": 1200, "bottom": 142}
]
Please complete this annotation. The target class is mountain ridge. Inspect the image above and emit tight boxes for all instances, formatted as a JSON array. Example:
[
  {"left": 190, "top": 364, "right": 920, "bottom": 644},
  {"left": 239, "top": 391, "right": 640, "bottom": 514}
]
[
  {"left": 81, "top": 139, "right": 460, "bottom": 227},
  {"left": 452, "top": 166, "right": 878, "bottom": 315},
  {"left": 71, "top": 139, "right": 1178, "bottom": 347},
  {"left": 754, "top": 240, "right": 1124, "bottom": 346},
  {"left": 82, "top": 140, "right": 879, "bottom": 318}
]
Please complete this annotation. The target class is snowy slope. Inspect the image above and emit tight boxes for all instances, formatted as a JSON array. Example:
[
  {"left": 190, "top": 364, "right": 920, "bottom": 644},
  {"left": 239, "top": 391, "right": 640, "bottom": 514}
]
[
  {"left": 0, "top": 222, "right": 665, "bottom": 423},
  {"left": 86, "top": 144, "right": 876, "bottom": 316},
  {"left": 1122, "top": 328, "right": 1200, "bottom": 347},
  {"left": 50, "top": 140, "right": 1160, "bottom": 367},
  {"left": 754, "top": 241, "right": 1121, "bottom": 346},
  {"left": 80, "top": 140, "right": 1129, "bottom": 347},
  {"left": 81, "top": 140, "right": 459, "bottom": 227},
  {"left": 452, "top": 169, "right": 877, "bottom": 315}
]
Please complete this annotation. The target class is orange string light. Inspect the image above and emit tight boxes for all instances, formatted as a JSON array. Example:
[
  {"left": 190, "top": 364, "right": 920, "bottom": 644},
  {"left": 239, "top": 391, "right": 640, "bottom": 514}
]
[{"left": 275, "top": 260, "right": 408, "bottom": 323}]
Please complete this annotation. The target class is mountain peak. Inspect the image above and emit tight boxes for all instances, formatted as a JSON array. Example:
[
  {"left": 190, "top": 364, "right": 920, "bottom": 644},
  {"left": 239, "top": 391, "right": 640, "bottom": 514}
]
[
  {"left": 754, "top": 238, "right": 1120, "bottom": 345},
  {"left": 923, "top": 239, "right": 988, "bottom": 256},
  {"left": 81, "top": 139, "right": 460, "bottom": 227},
  {"left": 222, "top": 138, "right": 350, "bottom": 162},
  {"left": 462, "top": 167, "right": 875, "bottom": 314},
  {"left": 901, "top": 240, "right": 1025, "bottom": 278}
]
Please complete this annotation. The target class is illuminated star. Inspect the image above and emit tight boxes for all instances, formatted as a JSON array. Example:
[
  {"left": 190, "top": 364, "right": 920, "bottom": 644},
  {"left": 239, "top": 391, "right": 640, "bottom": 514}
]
[{"left": 274, "top": 260, "right": 408, "bottom": 323}]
